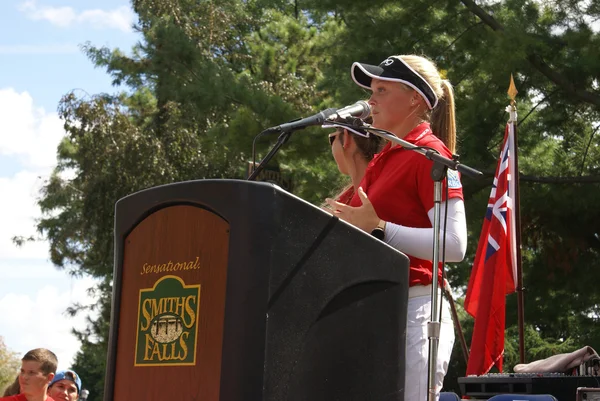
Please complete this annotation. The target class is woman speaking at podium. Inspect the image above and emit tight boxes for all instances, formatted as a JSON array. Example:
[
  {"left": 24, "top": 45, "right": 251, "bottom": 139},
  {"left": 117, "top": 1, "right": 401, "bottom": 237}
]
[{"left": 326, "top": 54, "right": 467, "bottom": 401}]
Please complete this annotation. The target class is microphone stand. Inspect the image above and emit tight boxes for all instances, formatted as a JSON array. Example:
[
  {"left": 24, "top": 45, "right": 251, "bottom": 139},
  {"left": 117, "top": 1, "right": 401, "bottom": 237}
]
[
  {"left": 247, "top": 130, "right": 293, "bottom": 181},
  {"left": 332, "top": 121, "right": 481, "bottom": 401},
  {"left": 248, "top": 108, "right": 340, "bottom": 181},
  {"left": 249, "top": 107, "right": 367, "bottom": 181}
]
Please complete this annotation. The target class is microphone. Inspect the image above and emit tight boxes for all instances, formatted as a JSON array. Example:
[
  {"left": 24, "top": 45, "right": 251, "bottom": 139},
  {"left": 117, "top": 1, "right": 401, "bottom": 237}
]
[
  {"left": 327, "top": 100, "right": 371, "bottom": 121},
  {"left": 266, "top": 101, "right": 371, "bottom": 133}
]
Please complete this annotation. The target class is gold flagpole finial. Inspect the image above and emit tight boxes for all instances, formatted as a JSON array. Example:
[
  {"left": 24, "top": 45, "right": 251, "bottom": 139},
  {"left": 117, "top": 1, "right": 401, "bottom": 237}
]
[{"left": 508, "top": 74, "right": 518, "bottom": 106}]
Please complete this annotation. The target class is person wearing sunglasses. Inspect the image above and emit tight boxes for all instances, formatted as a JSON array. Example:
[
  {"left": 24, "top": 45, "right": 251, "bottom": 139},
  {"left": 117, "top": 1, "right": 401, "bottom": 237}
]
[
  {"left": 328, "top": 124, "right": 383, "bottom": 203},
  {"left": 325, "top": 54, "right": 467, "bottom": 401},
  {"left": 324, "top": 114, "right": 383, "bottom": 207}
]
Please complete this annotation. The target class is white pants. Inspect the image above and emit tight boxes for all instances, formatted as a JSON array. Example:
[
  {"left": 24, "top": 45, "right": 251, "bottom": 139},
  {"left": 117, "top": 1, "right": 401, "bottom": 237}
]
[{"left": 405, "top": 290, "right": 455, "bottom": 401}]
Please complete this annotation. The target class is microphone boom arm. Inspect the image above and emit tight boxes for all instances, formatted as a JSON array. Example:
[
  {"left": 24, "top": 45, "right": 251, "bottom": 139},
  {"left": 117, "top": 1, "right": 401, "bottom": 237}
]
[{"left": 331, "top": 121, "right": 482, "bottom": 178}]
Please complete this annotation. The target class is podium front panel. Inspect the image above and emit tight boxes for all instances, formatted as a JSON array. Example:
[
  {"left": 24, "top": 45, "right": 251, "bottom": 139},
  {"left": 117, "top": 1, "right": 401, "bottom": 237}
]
[{"left": 112, "top": 205, "right": 229, "bottom": 401}]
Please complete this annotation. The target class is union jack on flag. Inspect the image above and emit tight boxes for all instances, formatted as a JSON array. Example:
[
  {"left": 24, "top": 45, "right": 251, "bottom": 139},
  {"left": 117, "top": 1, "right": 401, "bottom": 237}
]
[{"left": 464, "top": 116, "right": 518, "bottom": 376}]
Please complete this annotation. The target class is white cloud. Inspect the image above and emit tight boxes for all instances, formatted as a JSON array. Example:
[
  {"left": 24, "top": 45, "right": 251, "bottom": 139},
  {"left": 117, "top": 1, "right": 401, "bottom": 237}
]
[
  {"left": 0, "top": 88, "right": 67, "bottom": 260},
  {"left": 0, "top": 88, "right": 65, "bottom": 170},
  {"left": 0, "top": 44, "right": 79, "bottom": 55},
  {"left": 0, "top": 274, "right": 99, "bottom": 369},
  {"left": 19, "top": 1, "right": 135, "bottom": 32},
  {"left": 0, "top": 172, "right": 49, "bottom": 259},
  {"left": 0, "top": 87, "right": 97, "bottom": 373}
]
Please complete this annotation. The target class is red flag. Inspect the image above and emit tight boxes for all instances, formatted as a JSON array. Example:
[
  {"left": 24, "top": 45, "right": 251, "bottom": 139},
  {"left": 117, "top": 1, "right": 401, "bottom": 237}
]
[{"left": 464, "top": 121, "right": 518, "bottom": 375}]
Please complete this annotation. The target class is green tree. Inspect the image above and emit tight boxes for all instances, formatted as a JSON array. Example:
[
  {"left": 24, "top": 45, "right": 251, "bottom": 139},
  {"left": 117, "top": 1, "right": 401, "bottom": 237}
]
[
  {"left": 33, "top": 0, "right": 600, "bottom": 397},
  {"left": 37, "top": 3, "right": 343, "bottom": 400},
  {"left": 0, "top": 337, "right": 20, "bottom": 394},
  {"left": 70, "top": 281, "right": 112, "bottom": 401}
]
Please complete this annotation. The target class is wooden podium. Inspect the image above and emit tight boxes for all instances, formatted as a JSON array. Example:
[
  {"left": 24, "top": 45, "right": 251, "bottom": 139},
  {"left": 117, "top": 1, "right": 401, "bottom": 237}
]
[{"left": 104, "top": 179, "right": 410, "bottom": 401}]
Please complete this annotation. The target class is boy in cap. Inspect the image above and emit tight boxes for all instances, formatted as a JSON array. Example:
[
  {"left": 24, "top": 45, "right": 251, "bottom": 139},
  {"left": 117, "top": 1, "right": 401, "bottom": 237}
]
[{"left": 47, "top": 370, "right": 81, "bottom": 401}]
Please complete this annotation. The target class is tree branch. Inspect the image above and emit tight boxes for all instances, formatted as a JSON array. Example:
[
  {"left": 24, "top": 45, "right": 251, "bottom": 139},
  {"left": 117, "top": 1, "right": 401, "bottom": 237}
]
[
  {"left": 580, "top": 124, "right": 600, "bottom": 176},
  {"left": 478, "top": 170, "right": 600, "bottom": 184},
  {"left": 518, "top": 89, "right": 558, "bottom": 127},
  {"left": 441, "top": 21, "right": 484, "bottom": 55},
  {"left": 526, "top": 54, "right": 600, "bottom": 107},
  {"left": 459, "top": 0, "right": 504, "bottom": 31},
  {"left": 459, "top": 0, "right": 600, "bottom": 108}
]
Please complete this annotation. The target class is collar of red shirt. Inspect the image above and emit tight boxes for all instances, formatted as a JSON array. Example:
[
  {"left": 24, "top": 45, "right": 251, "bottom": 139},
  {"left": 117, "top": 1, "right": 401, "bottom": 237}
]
[{"left": 371, "top": 122, "right": 432, "bottom": 166}]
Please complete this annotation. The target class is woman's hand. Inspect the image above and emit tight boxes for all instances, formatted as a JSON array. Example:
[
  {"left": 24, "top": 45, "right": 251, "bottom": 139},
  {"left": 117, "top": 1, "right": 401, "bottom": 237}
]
[{"left": 325, "top": 187, "right": 381, "bottom": 232}]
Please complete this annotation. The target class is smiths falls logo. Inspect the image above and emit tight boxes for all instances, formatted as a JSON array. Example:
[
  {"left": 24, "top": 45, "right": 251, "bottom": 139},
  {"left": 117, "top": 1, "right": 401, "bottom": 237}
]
[{"left": 135, "top": 275, "right": 201, "bottom": 366}]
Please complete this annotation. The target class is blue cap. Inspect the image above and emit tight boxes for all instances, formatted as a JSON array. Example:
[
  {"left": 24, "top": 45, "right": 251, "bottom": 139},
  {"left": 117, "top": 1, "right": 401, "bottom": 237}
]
[{"left": 50, "top": 370, "right": 81, "bottom": 393}]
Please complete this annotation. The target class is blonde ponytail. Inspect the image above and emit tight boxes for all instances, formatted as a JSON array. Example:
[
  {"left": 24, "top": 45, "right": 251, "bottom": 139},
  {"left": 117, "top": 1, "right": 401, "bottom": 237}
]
[
  {"left": 398, "top": 55, "right": 457, "bottom": 153},
  {"left": 430, "top": 80, "right": 456, "bottom": 154}
]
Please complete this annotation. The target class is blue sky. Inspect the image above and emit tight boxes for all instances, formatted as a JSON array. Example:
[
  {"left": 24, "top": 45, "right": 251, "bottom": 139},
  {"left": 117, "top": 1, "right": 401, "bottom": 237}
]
[{"left": 0, "top": 0, "right": 140, "bottom": 375}]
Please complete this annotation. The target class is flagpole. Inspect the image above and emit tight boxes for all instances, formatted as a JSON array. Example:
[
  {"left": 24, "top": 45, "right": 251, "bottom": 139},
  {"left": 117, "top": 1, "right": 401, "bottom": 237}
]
[{"left": 508, "top": 75, "right": 525, "bottom": 364}]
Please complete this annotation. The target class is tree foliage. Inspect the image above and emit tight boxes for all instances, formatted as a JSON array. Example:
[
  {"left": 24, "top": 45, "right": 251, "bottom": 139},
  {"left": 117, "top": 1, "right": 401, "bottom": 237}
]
[
  {"left": 0, "top": 337, "right": 20, "bottom": 395},
  {"left": 33, "top": 0, "right": 600, "bottom": 398}
]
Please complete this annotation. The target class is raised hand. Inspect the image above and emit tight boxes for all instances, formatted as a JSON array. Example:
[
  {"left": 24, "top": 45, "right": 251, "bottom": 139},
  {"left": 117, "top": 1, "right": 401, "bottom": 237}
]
[{"left": 325, "top": 187, "right": 381, "bottom": 233}]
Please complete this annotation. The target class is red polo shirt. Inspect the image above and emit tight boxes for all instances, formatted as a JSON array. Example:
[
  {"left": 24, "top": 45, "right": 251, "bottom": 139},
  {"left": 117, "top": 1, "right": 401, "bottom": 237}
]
[
  {"left": 0, "top": 395, "right": 55, "bottom": 401},
  {"left": 348, "top": 122, "right": 463, "bottom": 286}
]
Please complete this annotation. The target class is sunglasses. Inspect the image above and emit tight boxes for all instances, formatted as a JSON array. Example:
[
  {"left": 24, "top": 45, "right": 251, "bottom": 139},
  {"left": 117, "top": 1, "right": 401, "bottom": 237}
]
[{"left": 329, "top": 131, "right": 342, "bottom": 146}]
